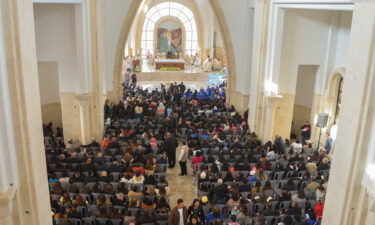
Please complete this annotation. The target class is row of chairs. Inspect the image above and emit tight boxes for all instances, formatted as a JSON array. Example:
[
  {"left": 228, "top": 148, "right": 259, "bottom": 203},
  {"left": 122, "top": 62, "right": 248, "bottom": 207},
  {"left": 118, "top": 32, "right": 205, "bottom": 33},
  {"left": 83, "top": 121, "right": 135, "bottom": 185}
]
[
  {"left": 50, "top": 179, "right": 168, "bottom": 195},
  {"left": 52, "top": 170, "right": 166, "bottom": 179},
  {"left": 180, "top": 128, "right": 244, "bottom": 140},
  {"left": 54, "top": 217, "right": 167, "bottom": 225},
  {"left": 198, "top": 169, "right": 328, "bottom": 187},
  {"left": 202, "top": 200, "right": 317, "bottom": 219},
  {"left": 199, "top": 179, "right": 311, "bottom": 192}
]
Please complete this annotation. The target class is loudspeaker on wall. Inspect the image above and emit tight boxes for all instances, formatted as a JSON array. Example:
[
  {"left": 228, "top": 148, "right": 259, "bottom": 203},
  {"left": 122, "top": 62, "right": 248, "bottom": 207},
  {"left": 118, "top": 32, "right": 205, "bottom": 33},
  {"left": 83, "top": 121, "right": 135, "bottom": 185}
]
[{"left": 316, "top": 113, "right": 329, "bottom": 128}]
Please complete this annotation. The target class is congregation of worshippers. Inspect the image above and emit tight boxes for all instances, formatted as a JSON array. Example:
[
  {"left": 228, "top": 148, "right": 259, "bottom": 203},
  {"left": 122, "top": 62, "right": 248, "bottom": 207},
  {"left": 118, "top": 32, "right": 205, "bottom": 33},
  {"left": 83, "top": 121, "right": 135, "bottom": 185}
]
[{"left": 44, "top": 79, "right": 329, "bottom": 225}]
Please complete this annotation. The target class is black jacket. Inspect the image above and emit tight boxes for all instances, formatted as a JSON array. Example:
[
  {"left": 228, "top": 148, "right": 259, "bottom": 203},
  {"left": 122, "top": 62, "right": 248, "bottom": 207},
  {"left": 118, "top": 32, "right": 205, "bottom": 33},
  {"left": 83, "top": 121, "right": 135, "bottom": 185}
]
[
  {"left": 163, "top": 137, "right": 178, "bottom": 156},
  {"left": 212, "top": 184, "right": 228, "bottom": 199},
  {"left": 81, "top": 141, "right": 100, "bottom": 149},
  {"left": 187, "top": 205, "right": 205, "bottom": 223}
]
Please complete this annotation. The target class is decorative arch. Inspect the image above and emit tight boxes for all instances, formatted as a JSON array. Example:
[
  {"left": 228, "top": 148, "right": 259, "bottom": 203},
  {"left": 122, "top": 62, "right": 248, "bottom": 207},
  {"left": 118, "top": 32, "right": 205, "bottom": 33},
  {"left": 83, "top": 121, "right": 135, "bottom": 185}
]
[{"left": 112, "top": 0, "right": 237, "bottom": 102}]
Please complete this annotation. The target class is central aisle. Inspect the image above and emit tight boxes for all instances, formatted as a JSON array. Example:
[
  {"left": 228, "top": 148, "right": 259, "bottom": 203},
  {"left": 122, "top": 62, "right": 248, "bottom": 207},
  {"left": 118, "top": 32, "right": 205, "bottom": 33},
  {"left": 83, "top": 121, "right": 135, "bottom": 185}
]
[{"left": 167, "top": 150, "right": 198, "bottom": 208}]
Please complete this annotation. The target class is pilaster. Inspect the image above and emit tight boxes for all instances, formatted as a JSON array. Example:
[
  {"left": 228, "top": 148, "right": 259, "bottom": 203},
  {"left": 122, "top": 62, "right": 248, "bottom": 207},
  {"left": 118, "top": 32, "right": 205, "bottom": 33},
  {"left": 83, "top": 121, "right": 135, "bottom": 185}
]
[
  {"left": 76, "top": 94, "right": 92, "bottom": 144},
  {"left": 0, "top": 187, "right": 16, "bottom": 224},
  {"left": 262, "top": 95, "right": 282, "bottom": 143},
  {"left": 1, "top": 0, "right": 52, "bottom": 224},
  {"left": 272, "top": 93, "right": 295, "bottom": 139},
  {"left": 88, "top": 0, "right": 104, "bottom": 140},
  {"left": 60, "top": 92, "right": 81, "bottom": 141},
  {"left": 248, "top": 0, "right": 271, "bottom": 136}
]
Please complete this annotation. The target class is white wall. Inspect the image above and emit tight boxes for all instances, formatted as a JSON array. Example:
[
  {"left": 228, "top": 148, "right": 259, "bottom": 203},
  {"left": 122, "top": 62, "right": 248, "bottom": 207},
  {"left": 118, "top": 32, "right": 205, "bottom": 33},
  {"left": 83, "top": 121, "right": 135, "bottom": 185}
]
[
  {"left": 196, "top": 0, "right": 214, "bottom": 49},
  {"left": 243, "top": 7, "right": 255, "bottom": 96},
  {"left": 37, "top": 61, "right": 60, "bottom": 105},
  {"left": 278, "top": 9, "right": 352, "bottom": 95},
  {"left": 322, "top": 10, "right": 352, "bottom": 93},
  {"left": 294, "top": 65, "right": 318, "bottom": 108},
  {"left": 333, "top": 11, "right": 352, "bottom": 69},
  {"left": 218, "top": 0, "right": 254, "bottom": 95},
  {"left": 100, "top": 0, "right": 134, "bottom": 93},
  {"left": 34, "top": 4, "right": 77, "bottom": 93},
  {"left": 279, "top": 9, "right": 331, "bottom": 94}
]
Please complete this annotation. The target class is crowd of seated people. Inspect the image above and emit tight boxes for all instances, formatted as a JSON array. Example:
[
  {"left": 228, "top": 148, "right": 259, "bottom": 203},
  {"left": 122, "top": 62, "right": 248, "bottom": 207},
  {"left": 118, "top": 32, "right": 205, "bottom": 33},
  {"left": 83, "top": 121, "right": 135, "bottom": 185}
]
[
  {"left": 190, "top": 130, "right": 329, "bottom": 225},
  {"left": 45, "top": 128, "right": 171, "bottom": 225},
  {"left": 44, "top": 80, "right": 330, "bottom": 225},
  {"left": 44, "top": 82, "right": 226, "bottom": 225}
]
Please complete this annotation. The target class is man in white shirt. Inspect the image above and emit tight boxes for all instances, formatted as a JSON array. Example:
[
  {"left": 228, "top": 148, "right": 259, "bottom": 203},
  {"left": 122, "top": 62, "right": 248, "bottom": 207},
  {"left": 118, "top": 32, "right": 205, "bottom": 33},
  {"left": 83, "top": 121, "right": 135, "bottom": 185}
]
[
  {"left": 291, "top": 139, "right": 303, "bottom": 153},
  {"left": 178, "top": 143, "right": 189, "bottom": 176}
]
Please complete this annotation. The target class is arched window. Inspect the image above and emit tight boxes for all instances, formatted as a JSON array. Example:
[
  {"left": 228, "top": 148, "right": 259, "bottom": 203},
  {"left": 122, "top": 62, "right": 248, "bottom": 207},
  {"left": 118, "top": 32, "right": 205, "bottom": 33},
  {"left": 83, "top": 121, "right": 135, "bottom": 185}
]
[{"left": 141, "top": 2, "right": 198, "bottom": 58}]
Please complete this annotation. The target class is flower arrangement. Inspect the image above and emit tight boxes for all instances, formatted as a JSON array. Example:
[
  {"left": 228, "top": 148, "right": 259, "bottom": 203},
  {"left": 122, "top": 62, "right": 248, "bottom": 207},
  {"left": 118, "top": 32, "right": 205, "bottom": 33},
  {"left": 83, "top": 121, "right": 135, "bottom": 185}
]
[
  {"left": 133, "top": 65, "right": 142, "bottom": 72},
  {"left": 218, "top": 67, "right": 225, "bottom": 74},
  {"left": 160, "top": 66, "right": 181, "bottom": 71},
  {"left": 163, "top": 82, "right": 173, "bottom": 86}
]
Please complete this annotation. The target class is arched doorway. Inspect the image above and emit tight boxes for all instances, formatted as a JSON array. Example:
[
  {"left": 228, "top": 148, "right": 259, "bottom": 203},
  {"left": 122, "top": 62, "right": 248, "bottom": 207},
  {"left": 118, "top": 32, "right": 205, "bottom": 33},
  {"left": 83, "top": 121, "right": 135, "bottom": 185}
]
[{"left": 112, "top": 0, "right": 237, "bottom": 102}]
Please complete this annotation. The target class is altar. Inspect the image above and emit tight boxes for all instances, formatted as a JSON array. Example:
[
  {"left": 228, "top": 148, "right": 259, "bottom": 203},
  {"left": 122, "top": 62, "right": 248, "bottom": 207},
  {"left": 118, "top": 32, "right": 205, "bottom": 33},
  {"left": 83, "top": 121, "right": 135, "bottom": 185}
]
[{"left": 154, "top": 59, "right": 185, "bottom": 70}]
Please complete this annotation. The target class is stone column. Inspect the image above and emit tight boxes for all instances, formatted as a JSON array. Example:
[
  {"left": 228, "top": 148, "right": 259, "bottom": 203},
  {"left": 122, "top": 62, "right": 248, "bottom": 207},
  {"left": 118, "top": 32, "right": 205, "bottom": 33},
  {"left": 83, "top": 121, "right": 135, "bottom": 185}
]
[
  {"left": 0, "top": 19, "right": 19, "bottom": 222},
  {"left": 76, "top": 94, "right": 92, "bottom": 145},
  {"left": 272, "top": 93, "right": 295, "bottom": 140},
  {"left": 248, "top": 0, "right": 271, "bottom": 135},
  {"left": 1, "top": 0, "right": 52, "bottom": 224},
  {"left": 0, "top": 187, "right": 17, "bottom": 225},
  {"left": 0, "top": 38, "right": 19, "bottom": 224},
  {"left": 88, "top": 0, "right": 104, "bottom": 141},
  {"left": 323, "top": 1, "right": 375, "bottom": 225},
  {"left": 60, "top": 93, "right": 81, "bottom": 142},
  {"left": 262, "top": 95, "right": 281, "bottom": 143}
]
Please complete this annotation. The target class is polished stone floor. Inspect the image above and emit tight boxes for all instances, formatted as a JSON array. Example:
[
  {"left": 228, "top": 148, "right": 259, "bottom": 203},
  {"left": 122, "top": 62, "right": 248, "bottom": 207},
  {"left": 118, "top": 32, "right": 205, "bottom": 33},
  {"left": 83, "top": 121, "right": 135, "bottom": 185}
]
[{"left": 166, "top": 146, "right": 198, "bottom": 208}]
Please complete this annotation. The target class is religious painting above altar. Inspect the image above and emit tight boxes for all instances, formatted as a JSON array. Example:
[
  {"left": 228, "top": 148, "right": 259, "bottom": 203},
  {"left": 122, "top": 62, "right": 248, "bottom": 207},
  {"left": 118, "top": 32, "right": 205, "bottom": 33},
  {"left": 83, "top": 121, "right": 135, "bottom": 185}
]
[{"left": 157, "top": 20, "right": 183, "bottom": 56}]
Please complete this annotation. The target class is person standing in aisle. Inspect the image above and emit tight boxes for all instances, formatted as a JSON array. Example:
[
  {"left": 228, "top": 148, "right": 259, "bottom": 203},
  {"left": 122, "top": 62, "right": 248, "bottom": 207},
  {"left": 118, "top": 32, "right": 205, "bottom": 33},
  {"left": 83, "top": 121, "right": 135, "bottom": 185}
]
[
  {"left": 300, "top": 121, "right": 311, "bottom": 145},
  {"left": 164, "top": 133, "right": 178, "bottom": 168},
  {"left": 169, "top": 199, "right": 188, "bottom": 225},
  {"left": 131, "top": 72, "right": 137, "bottom": 87},
  {"left": 178, "top": 142, "right": 189, "bottom": 176}
]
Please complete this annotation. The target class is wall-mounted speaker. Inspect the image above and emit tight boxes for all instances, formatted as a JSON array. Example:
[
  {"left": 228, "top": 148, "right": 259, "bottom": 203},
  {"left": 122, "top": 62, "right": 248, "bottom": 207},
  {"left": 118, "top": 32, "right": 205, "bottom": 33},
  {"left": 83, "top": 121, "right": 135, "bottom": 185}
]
[{"left": 316, "top": 113, "right": 329, "bottom": 128}]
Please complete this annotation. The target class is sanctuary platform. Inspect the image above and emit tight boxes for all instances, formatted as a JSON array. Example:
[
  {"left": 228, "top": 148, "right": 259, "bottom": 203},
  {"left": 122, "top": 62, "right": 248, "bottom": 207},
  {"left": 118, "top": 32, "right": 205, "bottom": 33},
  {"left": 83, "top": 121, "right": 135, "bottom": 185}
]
[{"left": 136, "top": 62, "right": 209, "bottom": 88}]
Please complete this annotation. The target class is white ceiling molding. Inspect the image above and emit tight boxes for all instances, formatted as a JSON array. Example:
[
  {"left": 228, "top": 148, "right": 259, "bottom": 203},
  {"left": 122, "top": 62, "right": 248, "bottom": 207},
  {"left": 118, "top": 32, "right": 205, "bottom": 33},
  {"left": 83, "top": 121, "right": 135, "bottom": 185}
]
[
  {"left": 272, "top": 0, "right": 354, "bottom": 11},
  {"left": 33, "top": 0, "right": 82, "bottom": 4}
]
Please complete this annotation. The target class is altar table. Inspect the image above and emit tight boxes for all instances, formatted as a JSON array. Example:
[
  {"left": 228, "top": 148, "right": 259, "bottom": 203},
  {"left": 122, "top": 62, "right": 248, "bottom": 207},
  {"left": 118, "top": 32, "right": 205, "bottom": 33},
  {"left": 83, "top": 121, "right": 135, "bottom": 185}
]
[{"left": 154, "top": 59, "right": 185, "bottom": 70}]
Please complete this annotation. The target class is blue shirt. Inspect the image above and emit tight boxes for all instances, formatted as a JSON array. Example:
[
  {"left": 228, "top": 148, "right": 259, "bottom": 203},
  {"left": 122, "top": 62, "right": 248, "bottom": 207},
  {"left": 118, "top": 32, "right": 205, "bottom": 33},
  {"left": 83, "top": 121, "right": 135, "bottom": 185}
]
[
  {"left": 325, "top": 137, "right": 333, "bottom": 153},
  {"left": 306, "top": 218, "right": 320, "bottom": 225},
  {"left": 205, "top": 213, "right": 224, "bottom": 224}
]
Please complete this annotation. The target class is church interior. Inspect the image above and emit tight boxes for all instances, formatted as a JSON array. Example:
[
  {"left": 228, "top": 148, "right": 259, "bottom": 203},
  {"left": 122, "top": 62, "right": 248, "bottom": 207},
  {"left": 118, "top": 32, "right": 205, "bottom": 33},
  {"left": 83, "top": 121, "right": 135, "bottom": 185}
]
[{"left": 0, "top": 0, "right": 375, "bottom": 225}]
